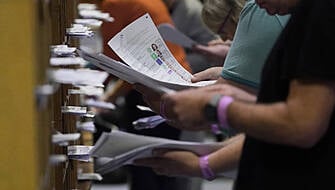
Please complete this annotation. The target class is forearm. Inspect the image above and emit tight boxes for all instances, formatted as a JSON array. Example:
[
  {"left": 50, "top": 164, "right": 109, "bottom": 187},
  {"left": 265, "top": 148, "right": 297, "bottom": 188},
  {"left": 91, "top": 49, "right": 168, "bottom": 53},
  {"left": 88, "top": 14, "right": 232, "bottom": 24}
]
[
  {"left": 215, "top": 78, "right": 257, "bottom": 103},
  {"left": 227, "top": 80, "right": 335, "bottom": 148},
  {"left": 228, "top": 101, "right": 297, "bottom": 145},
  {"left": 208, "top": 134, "right": 244, "bottom": 173},
  {"left": 217, "top": 77, "right": 258, "bottom": 96}
]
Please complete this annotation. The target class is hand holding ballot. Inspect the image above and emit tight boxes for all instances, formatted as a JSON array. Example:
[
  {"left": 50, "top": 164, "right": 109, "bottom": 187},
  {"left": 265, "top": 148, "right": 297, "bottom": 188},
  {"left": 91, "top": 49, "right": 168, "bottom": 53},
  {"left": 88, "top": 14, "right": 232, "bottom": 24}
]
[{"left": 90, "top": 131, "right": 224, "bottom": 174}]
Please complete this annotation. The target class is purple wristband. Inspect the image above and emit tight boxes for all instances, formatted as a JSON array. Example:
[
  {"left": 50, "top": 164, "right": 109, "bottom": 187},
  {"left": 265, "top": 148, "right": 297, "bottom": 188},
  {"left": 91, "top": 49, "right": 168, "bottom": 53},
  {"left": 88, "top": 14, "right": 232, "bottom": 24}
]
[
  {"left": 199, "top": 155, "right": 216, "bottom": 181},
  {"left": 217, "top": 96, "right": 234, "bottom": 129}
]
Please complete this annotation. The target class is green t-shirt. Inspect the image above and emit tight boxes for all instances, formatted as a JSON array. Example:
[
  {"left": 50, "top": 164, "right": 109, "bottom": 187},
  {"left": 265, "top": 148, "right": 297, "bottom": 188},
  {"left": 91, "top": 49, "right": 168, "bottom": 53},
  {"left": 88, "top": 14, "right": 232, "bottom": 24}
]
[{"left": 221, "top": 0, "right": 290, "bottom": 89}]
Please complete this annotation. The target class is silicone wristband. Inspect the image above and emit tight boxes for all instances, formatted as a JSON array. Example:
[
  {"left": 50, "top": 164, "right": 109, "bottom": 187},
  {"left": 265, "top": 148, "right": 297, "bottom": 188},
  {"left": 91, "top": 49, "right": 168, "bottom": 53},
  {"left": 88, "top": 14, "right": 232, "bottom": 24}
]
[
  {"left": 199, "top": 155, "right": 216, "bottom": 181},
  {"left": 217, "top": 96, "right": 234, "bottom": 129}
]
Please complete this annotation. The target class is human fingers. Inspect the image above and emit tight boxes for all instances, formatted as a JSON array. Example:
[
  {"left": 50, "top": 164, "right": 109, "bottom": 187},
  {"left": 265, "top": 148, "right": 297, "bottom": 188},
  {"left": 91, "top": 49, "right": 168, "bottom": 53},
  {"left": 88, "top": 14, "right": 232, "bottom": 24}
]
[
  {"left": 192, "top": 67, "right": 223, "bottom": 83},
  {"left": 222, "top": 39, "right": 232, "bottom": 46},
  {"left": 208, "top": 38, "right": 225, "bottom": 46},
  {"left": 163, "top": 89, "right": 211, "bottom": 127},
  {"left": 192, "top": 44, "right": 211, "bottom": 55},
  {"left": 192, "top": 70, "right": 213, "bottom": 83}
]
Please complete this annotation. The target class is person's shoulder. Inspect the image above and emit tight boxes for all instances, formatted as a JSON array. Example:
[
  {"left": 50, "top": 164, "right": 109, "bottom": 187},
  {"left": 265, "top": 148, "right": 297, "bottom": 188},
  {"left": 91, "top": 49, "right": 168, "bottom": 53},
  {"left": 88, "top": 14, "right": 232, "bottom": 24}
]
[
  {"left": 239, "top": 0, "right": 258, "bottom": 19},
  {"left": 182, "top": 0, "right": 202, "bottom": 11}
]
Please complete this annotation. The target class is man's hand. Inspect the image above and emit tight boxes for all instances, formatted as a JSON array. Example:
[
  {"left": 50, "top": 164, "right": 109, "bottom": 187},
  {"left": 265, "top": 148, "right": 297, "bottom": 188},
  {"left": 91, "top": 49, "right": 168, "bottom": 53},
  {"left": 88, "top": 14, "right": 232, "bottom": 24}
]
[
  {"left": 193, "top": 44, "right": 230, "bottom": 60},
  {"left": 191, "top": 67, "right": 223, "bottom": 83}
]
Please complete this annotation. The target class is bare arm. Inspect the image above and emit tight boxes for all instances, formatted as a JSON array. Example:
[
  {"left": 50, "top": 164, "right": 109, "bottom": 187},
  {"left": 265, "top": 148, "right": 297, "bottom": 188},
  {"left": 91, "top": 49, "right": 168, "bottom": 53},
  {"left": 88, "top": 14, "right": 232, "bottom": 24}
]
[
  {"left": 192, "top": 44, "right": 230, "bottom": 60},
  {"left": 101, "top": 79, "right": 133, "bottom": 103},
  {"left": 134, "top": 134, "right": 244, "bottom": 178},
  {"left": 209, "top": 134, "right": 244, "bottom": 173},
  {"left": 163, "top": 79, "right": 335, "bottom": 147},
  {"left": 228, "top": 79, "right": 335, "bottom": 148}
]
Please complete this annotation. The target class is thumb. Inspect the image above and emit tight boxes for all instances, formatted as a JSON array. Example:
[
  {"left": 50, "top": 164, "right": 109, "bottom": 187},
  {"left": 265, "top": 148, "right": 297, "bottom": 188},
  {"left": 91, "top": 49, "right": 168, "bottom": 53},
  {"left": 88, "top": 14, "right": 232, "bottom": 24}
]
[{"left": 191, "top": 70, "right": 212, "bottom": 83}]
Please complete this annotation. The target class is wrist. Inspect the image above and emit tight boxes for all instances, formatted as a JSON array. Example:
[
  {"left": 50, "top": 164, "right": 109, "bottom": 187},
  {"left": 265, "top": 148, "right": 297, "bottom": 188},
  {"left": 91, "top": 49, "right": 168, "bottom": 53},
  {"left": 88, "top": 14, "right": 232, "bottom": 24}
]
[
  {"left": 217, "top": 96, "right": 234, "bottom": 129},
  {"left": 203, "top": 94, "right": 223, "bottom": 123},
  {"left": 199, "top": 155, "right": 216, "bottom": 181}
]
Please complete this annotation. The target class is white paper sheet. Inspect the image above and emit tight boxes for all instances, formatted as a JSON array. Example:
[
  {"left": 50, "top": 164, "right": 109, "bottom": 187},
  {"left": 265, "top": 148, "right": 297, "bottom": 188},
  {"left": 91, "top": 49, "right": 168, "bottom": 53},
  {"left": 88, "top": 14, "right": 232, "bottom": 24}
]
[
  {"left": 68, "top": 145, "right": 94, "bottom": 162},
  {"left": 52, "top": 133, "right": 81, "bottom": 144},
  {"left": 79, "top": 52, "right": 214, "bottom": 94},
  {"left": 76, "top": 121, "right": 96, "bottom": 133},
  {"left": 84, "top": 99, "right": 116, "bottom": 110},
  {"left": 90, "top": 131, "right": 224, "bottom": 174},
  {"left": 108, "top": 14, "right": 194, "bottom": 85},
  {"left": 48, "top": 68, "right": 108, "bottom": 87},
  {"left": 50, "top": 57, "right": 86, "bottom": 66},
  {"left": 78, "top": 173, "right": 103, "bottom": 181},
  {"left": 78, "top": 13, "right": 215, "bottom": 92}
]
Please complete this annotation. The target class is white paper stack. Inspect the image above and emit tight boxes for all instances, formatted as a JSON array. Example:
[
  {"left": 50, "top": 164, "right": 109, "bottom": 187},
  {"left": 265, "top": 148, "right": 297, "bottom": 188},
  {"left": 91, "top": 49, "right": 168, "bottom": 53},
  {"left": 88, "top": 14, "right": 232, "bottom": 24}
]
[
  {"left": 79, "top": 9, "right": 114, "bottom": 22},
  {"left": 48, "top": 68, "right": 108, "bottom": 87},
  {"left": 90, "top": 131, "right": 224, "bottom": 174},
  {"left": 84, "top": 99, "right": 116, "bottom": 110},
  {"left": 68, "top": 145, "right": 94, "bottom": 162}
]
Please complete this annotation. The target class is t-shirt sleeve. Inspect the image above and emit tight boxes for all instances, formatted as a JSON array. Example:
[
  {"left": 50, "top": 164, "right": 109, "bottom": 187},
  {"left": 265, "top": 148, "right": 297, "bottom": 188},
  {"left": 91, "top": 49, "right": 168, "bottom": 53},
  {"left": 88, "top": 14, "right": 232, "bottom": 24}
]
[{"left": 291, "top": 0, "right": 335, "bottom": 80}]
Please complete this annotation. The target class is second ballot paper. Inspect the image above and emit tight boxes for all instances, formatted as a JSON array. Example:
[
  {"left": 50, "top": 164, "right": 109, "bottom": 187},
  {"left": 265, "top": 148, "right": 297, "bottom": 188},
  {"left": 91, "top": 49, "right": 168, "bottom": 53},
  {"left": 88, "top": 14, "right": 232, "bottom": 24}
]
[{"left": 90, "top": 131, "right": 224, "bottom": 174}]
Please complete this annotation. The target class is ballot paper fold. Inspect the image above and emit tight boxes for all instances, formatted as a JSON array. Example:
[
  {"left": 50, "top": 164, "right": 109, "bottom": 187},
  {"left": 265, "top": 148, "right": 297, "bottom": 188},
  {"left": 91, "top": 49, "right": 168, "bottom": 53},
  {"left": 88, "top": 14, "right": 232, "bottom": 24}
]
[{"left": 90, "top": 131, "right": 224, "bottom": 174}]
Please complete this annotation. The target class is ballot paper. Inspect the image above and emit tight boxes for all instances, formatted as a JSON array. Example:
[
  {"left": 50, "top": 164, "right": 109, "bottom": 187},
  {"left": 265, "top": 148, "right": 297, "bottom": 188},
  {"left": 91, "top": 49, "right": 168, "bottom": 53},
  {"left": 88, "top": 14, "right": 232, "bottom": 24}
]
[
  {"left": 76, "top": 121, "right": 96, "bottom": 133},
  {"left": 78, "top": 173, "right": 103, "bottom": 181},
  {"left": 49, "top": 154, "right": 67, "bottom": 165},
  {"left": 50, "top": 57, "right": 87, "bottom": 66},
  {"left": 108, "top": 14, "right": 193, "bottom": 85},
  {"left": 48, "top": 68, "right": 108, "bottom": 87},
  {"left": 84, "top": 99, "right": 116, "bottom": 110},
  {"left": 78, "top": 3, "right": 97, "bottom": 10},
  {"left": 52, "top": 133, "right": 81, "bottom": 144},
  {"left": 50, "top": 44, "right": 77, "bottom": 56},
  {"left": 61, "top": 106, "right": 87, "bottom": 115},
  {"left": 158, "top": 23, "right": 198, "bottom": 49},
  {"left": 90, "top": 131, "right": 224, "bottom": 174},
  {"left": 68, "top": 86, "right": 104, "bottom": 96},
  {"left": 66, "top": 24, "right": 94, "bottom": 37},
  {"left": 132, "top": 115, "right": 166, "bottom": 130},
  {"left": 75, "top": 19, "right": 103, "bottom": 28},
  {"left": 78, "top": 14, "right": 214, "bottom": 92},
  {"left": 68, "top": 145, "right": 94, "bottom": 162},
  {"left": 79, "top": 9, "right": 114, "bottom": 22}
]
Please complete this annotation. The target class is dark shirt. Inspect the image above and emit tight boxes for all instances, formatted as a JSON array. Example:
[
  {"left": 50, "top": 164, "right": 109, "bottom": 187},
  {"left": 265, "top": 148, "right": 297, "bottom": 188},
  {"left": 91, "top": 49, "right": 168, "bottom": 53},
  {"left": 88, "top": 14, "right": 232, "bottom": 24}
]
[{"left": 235, "top": 0, "right": 335, "bottom": 189}]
